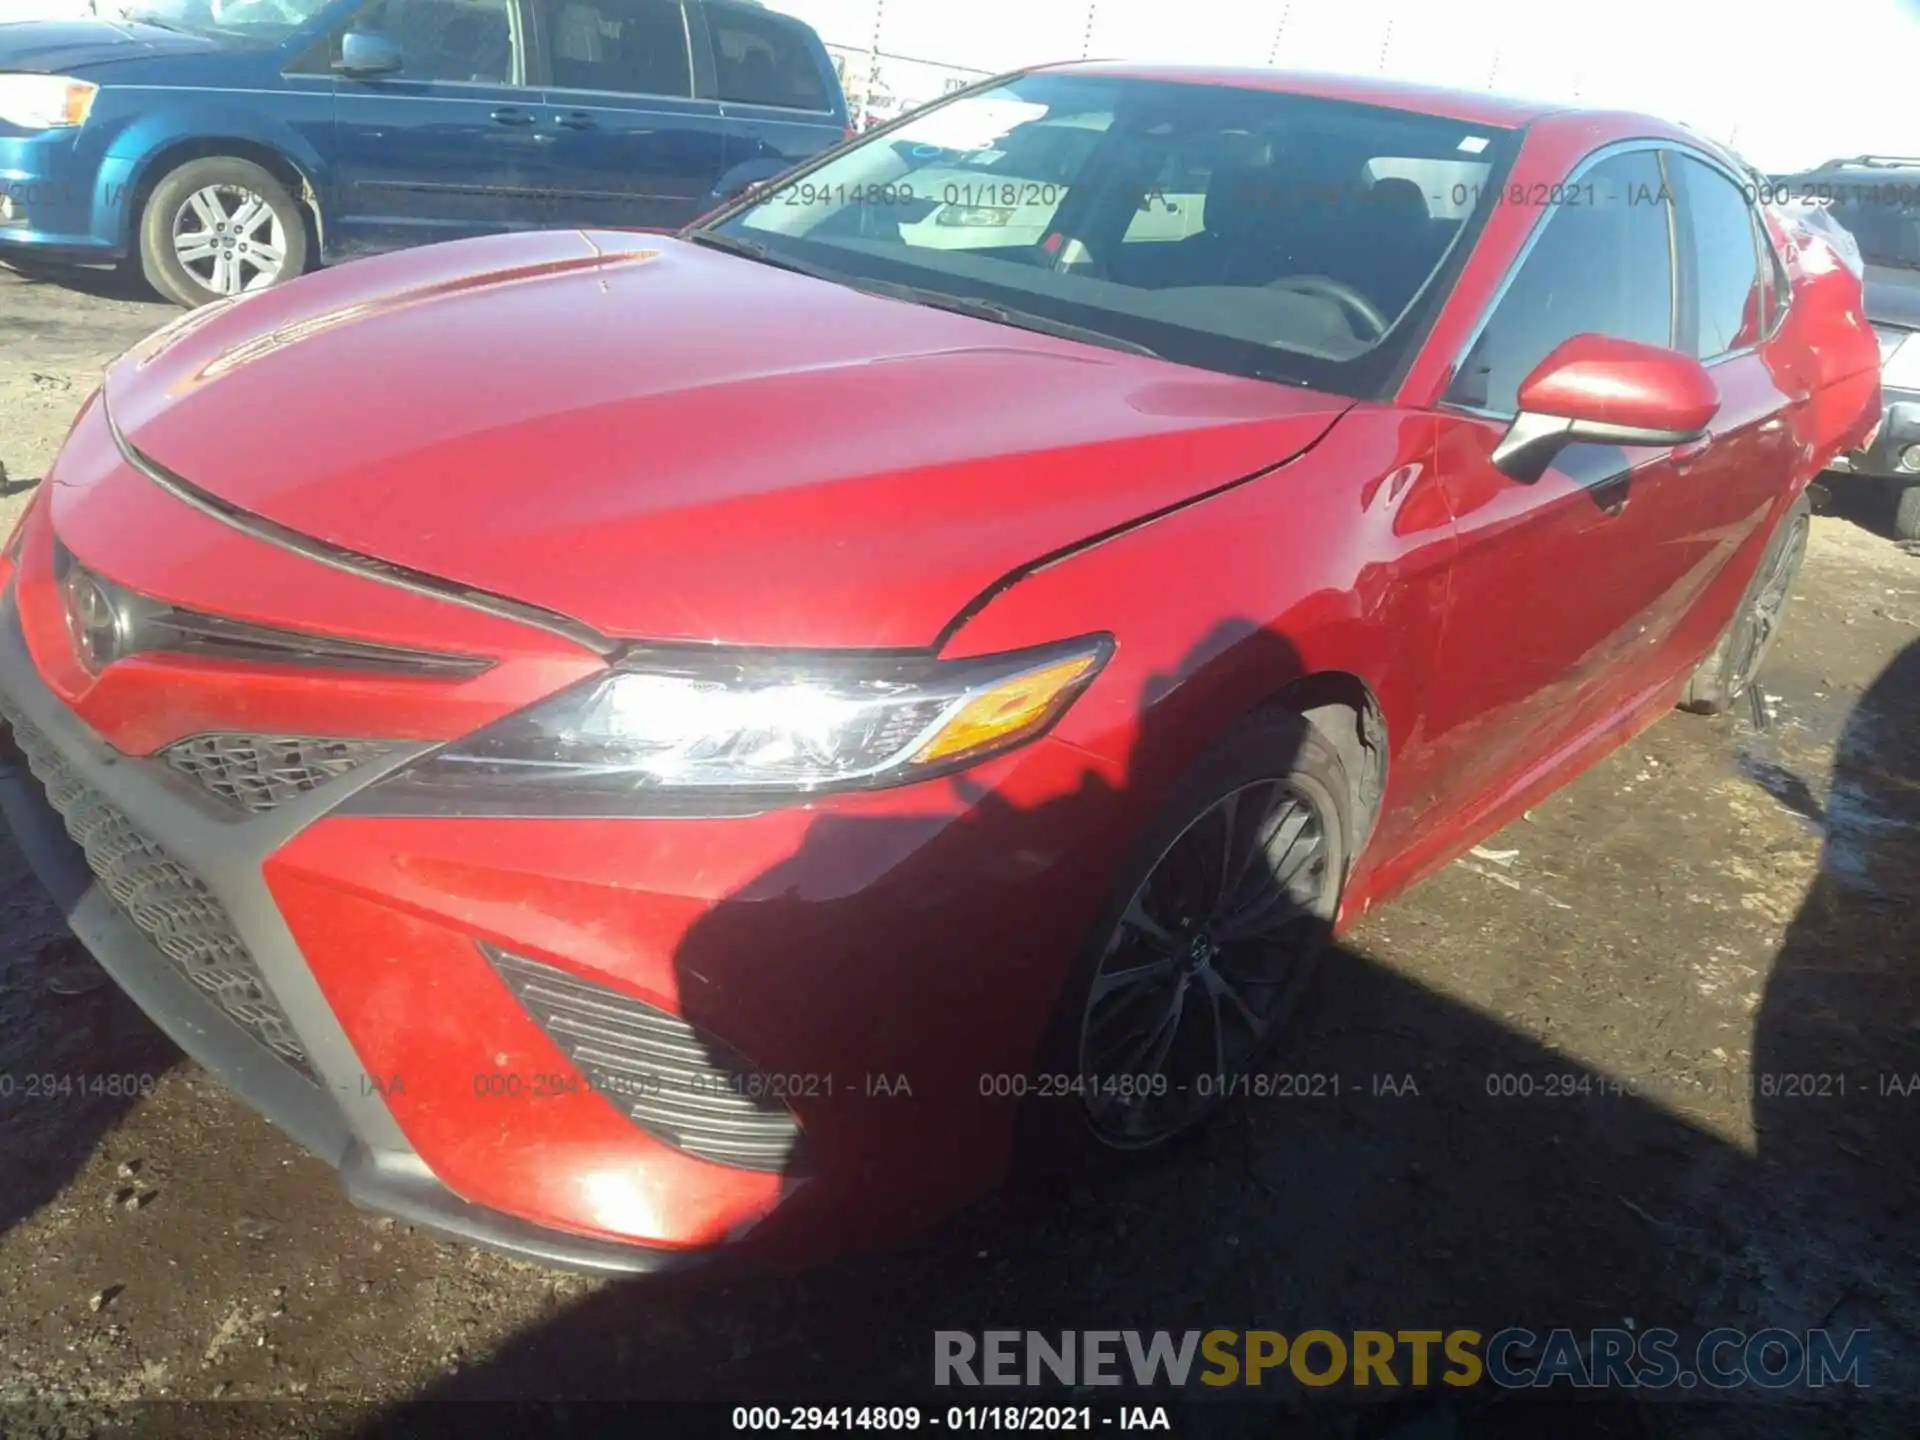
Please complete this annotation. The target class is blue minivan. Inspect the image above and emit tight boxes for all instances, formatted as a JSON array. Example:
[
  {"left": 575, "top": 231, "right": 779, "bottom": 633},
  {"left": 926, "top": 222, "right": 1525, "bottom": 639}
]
[{"left": 0, "top": 0, "right": 849, "bottom": 305}]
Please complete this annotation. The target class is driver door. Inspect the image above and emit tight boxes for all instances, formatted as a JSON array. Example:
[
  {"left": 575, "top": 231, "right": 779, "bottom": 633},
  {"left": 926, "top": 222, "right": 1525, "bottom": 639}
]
[
  {"left": 316, "top": 0, "right": 553, "bottom": 257},
  {"left": 1418, "top": 148, "right": 1709, "bottom": 825}
]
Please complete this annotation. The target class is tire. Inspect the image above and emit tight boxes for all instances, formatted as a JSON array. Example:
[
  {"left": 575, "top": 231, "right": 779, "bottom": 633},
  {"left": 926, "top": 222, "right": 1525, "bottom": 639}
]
[
  {"left": 1022, "top": 706, "right": 1352, "bottom": 1162},
  {"left": 137, "top": 157, "right": 309, "bottom": 309},
  {"left": 1895, "top": 483, "right": 1920, "bottom": 544},
  {"left": 1682, "top": 492, "right": 1812, "bottom": 715}
]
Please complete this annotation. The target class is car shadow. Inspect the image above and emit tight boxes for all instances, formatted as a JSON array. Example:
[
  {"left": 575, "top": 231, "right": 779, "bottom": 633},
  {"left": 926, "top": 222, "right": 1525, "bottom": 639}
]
[
  {"left": 0, "top": 797, "right": 181, "bottom": 1238},
  {"left": 1749, "top": 636, "right": 1920, "bottom": 1342},
  {"left": 0, "top": 257, "right": 159, "bottom": 306},
  {"left": 342, "top": 627, "right": 1920, "bottom": 1436}
]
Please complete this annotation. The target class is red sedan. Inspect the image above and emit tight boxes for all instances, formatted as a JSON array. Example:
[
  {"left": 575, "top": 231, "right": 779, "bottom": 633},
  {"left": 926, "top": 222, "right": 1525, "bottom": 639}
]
[{"left": 0, "top": 64, "right": 1880, "bottom": 1271}]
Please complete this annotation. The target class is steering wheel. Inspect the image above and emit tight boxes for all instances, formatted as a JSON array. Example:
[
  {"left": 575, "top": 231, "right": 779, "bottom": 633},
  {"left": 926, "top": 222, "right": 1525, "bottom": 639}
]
[{"left": 1265, "top": 275, "right": 1389, "bottom": 340}]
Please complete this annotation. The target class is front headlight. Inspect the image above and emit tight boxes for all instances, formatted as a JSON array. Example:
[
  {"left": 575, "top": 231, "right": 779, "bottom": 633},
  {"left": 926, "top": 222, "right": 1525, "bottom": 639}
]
[
  {"left": 354, "top": 635, "right": 1112, "bottom": 816},
  {"left": 0, "top": 75, "right": 100, "bottom": 131}
]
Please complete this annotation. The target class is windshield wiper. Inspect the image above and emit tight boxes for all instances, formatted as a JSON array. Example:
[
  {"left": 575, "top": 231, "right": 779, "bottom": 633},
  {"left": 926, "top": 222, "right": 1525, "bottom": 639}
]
[
  {"left": 684, "top": 231, "right": 845, "bottom": 282},
  {"left": 851, "top": 279, "right": 1165, "bottom": 360}
]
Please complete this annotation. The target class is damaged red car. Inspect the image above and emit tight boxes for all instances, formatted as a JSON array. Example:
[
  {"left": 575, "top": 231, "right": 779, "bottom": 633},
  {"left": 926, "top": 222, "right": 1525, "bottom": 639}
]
[{"left": 0, "top": 63, "right": 1880, "bottom": 1271}]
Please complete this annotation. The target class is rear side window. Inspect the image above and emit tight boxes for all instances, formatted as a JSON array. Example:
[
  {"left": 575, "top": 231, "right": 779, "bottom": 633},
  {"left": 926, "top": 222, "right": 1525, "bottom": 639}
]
[
  {"left": 542, "top": 0, "right": 692, "bottom": 98},
  {"left": 1448, "top": 149, "right": 1674, "bottom": 413},
  {"left": 1672, "top": 154, "right": 1765, "bottom": 357},
  {"left": 706, "top": 1, "right": 829, "bottom": 110}
]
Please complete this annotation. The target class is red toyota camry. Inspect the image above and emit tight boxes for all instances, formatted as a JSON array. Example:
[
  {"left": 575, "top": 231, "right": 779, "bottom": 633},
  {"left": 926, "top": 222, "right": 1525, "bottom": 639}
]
[{"left": 0, "top": 63, "right": 1880, "bottom": 1272}]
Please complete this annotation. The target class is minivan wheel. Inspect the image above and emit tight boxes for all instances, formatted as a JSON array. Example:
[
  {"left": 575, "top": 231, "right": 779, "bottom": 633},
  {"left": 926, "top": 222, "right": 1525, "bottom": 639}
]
[
  {"left": 1031, "top": 708, "right": 1350, "bottom": 1157},
  {"left": 1682, "top": 492, "right": 1811, "bottom": 715},
  {"left": 138, "top": 157, "right": 309, "bottom": 308},
  {"left": 1895, "top": 483, "right": 1920, "bottom": 544}
]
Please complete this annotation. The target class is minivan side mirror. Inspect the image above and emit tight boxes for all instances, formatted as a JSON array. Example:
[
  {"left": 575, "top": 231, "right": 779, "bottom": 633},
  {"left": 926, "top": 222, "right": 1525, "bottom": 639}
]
[
  {"left": 1490, "top": 333, "right": 1721, "bottom": 483},
  {"left": 336, "top": 30, "right": 404, "bottom": 79}
]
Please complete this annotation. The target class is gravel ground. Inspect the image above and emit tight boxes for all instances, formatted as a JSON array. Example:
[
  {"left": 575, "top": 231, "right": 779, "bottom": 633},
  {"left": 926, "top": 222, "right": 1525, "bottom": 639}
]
[{"left": 0, "top": 262, "right": 1917, "bottom": 1439}]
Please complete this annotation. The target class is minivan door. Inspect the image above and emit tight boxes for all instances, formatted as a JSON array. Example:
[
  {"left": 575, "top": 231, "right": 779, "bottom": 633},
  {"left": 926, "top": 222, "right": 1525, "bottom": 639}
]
[
  {"left": 322, "top": 0, "right": 551, "bottom": 257},
  {"left": 530, "top": 0, "right": 732, "bottom": 230},
  {"left": 703, "top": 0, "right": 846, "bottom": 200}
]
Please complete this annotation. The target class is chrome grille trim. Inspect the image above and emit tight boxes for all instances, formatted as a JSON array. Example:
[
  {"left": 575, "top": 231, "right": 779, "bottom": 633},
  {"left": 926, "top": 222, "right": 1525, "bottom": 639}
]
[
  {"left": 52, "top": 540, "right": 493, "bottom": 679},
  {"left": 105, "top": 400, "right": 618, "bottom": 658},
  {"left": 160, "top": 733, "right": 401, "bottom": 816},
  {"left": 485, "top": 946, "right": 805, "bottom": 1173},
  {"left": 0, "top": 703, "right": 315, "bottom": 1079}
]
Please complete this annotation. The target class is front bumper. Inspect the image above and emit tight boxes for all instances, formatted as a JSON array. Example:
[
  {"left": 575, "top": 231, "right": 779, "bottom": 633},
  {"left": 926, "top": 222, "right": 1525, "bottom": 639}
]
[
  {"left": 0, "top": 594, "right": 702, "bottom": 1274},
  {"left": 0, "top": 549, "right": 1116, "bottom": 1271},
  {"left": 1829, "top": 390, "right": 1920, "bottom": 481},
  {"left": 0, "top": 128, "right": 123, "bottom": 260}
]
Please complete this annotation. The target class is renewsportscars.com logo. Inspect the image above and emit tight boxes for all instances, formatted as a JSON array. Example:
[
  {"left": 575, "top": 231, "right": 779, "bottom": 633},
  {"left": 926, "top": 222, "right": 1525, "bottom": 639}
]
[{"left": 934, "top": 1328, "right": 1871, "bottom": 1391}]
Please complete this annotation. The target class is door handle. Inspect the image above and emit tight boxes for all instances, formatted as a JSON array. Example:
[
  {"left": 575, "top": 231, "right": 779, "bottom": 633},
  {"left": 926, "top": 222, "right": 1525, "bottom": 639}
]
[
  {"left": 1671, "top": 439, "right": 1713, "bottom": 475},
  {"left": 490, "top": 107, "right": 536, "bottom": 126},
  {"left": 556, "top": 112, "right": 598, "bottom": 130}
]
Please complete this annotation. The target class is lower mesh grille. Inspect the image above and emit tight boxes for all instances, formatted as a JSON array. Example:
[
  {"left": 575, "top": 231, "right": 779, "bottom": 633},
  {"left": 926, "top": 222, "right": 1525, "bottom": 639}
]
[
  {"left": 160, "top": 733, "right": 397, "bottom": 815},
  {"left": 486, "top": 946, "right": 805, "bottom": 1174},
  {"left": 1, "top": 705, "right": 315, "bottom": 1079}
]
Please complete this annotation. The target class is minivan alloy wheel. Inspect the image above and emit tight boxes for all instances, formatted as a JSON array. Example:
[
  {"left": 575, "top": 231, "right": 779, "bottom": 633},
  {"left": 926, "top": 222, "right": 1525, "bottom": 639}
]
[
  {"left": 1078, "top": 775, "right": 1335, "bottom": 1148},
  {"left": 171, "top": 184, "right": 288, "bottom": 296}
]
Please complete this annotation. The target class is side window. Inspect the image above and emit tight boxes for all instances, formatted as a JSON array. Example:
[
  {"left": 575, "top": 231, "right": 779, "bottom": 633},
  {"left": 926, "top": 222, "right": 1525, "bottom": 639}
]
[
  {"left": 706, "top": 2, "right": 828, "bottom": 110},
  {"left": 349, "top": 0, "right": 520, "bottom": 85},
  {"left": 1673, "top": 154, "right": 1766, "bottom": 357},
  {"left": 542, "top": 0, "right": 691, "bottom": 98},
  {"left": 1448, "top": 149, "right": 1673, "bottom": 413}
]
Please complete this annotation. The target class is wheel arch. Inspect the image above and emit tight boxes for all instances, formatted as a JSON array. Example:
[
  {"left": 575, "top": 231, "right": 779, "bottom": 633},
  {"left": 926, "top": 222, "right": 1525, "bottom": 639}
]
[
  {"left": 121, "top": 134, "right": 326, "bottom": 259},
  {"left": 1263, "top": 671, "right": 1389, "bottom": 858}
]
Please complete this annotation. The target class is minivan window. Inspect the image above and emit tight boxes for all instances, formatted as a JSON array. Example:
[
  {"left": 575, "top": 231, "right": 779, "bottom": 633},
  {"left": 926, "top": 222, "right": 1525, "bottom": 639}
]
[
  {"left": 542, "top": 0, "right": 691, "bottom": 98},
  {"left": 351, "top": 0, "right": 519, "bottom": 85},
  {"left": 706, "top": 1, "right": 829, "bottom": 111},
  {"left": 1448, "top": 149, "right": 1673, "bottom": 413},
  {"left": 706, "top": 73, "right": 1518, "bottom": 398},
  {"left": 1825, "top": 187, "right": 1920, "bottom": 270}
]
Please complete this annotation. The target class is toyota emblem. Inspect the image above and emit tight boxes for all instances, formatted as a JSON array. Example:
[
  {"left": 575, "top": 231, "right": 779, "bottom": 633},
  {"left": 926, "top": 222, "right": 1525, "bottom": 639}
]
[{"left": 62, "top": 567, "right": 128, "bottom": 671}]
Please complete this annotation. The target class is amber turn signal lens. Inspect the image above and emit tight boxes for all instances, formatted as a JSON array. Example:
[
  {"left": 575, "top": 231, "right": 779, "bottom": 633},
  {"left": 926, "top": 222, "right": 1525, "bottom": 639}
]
[{"left": 912, "top": 653, "right": 1102, "bottom": 766}]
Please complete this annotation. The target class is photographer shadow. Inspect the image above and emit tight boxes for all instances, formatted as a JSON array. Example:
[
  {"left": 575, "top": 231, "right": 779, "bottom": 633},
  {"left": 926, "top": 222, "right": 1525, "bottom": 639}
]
[{"left": 353, "top": 623, "right": 1915, "bottom": 1437}]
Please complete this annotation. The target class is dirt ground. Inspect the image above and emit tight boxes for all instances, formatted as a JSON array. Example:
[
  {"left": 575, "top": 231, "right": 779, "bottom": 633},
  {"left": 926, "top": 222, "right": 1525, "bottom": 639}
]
[{"left": 0, "top": 263, "right": 1918, "bottom": 1439}]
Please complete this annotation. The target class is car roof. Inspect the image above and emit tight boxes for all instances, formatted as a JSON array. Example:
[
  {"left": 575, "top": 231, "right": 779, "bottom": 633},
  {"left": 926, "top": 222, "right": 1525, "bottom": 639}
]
[{"left": 1023, "top": 60, "right": 1574, "bottom": 129}]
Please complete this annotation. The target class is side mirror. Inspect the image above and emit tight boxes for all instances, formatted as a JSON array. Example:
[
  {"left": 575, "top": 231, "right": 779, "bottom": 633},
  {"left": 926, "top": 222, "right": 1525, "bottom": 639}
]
[
  {"left": 1491, "top": 334, "right": 1721, "bottom": 483},
  {"left": 335, "top": 30, "right": 404, "bottom": 79}
]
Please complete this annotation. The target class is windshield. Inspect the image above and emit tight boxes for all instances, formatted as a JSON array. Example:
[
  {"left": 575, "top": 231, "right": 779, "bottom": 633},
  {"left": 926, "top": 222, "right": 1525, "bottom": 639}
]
[
  {"left": 126, "top": 0, "right": 335, "bottom": 40},
  {"left": 1824, "top": 187, "right": 1920, "bottom": 271},
  {"left": 701, "top": 73, "right": 1517, "bottom": 395}
]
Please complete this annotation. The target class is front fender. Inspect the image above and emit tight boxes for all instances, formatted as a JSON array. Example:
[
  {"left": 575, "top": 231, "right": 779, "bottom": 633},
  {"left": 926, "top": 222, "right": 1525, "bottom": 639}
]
[{"left": 94, "top": 97, "right": 333, "bottom": 247}]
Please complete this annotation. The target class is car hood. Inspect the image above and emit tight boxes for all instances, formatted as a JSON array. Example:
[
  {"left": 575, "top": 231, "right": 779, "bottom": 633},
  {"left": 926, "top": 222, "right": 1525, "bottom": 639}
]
[
  {"left": 103, "top": 231, "right": 1354, "bottom": 650},
  {"left": 0, "top": 19, "right": 227, "bottom": 72},
  {"left": 1863, "top": 263, "right": 1920, "bottom": 331}
]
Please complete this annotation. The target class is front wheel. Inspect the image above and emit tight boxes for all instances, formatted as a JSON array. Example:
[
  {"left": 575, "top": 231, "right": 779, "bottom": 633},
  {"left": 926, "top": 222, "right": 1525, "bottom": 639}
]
[
  {"left": 1682, "top": 492, "right": 1812, "bottom": 715},
  {"left": 138, "top": 157, "right": 309, "bottom": 308},
  {"left": 1035, "top": 708, "right": 1351, "bottom": 1154}
]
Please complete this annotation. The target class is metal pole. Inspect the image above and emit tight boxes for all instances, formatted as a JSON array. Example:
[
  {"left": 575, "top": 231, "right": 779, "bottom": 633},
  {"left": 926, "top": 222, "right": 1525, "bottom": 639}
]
[
  {"left": 864, "top": 0, "right": 886, "bottom": 127},
  {"left": 1267, "top": 0, "right": 1292, "bottom": 64}
]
